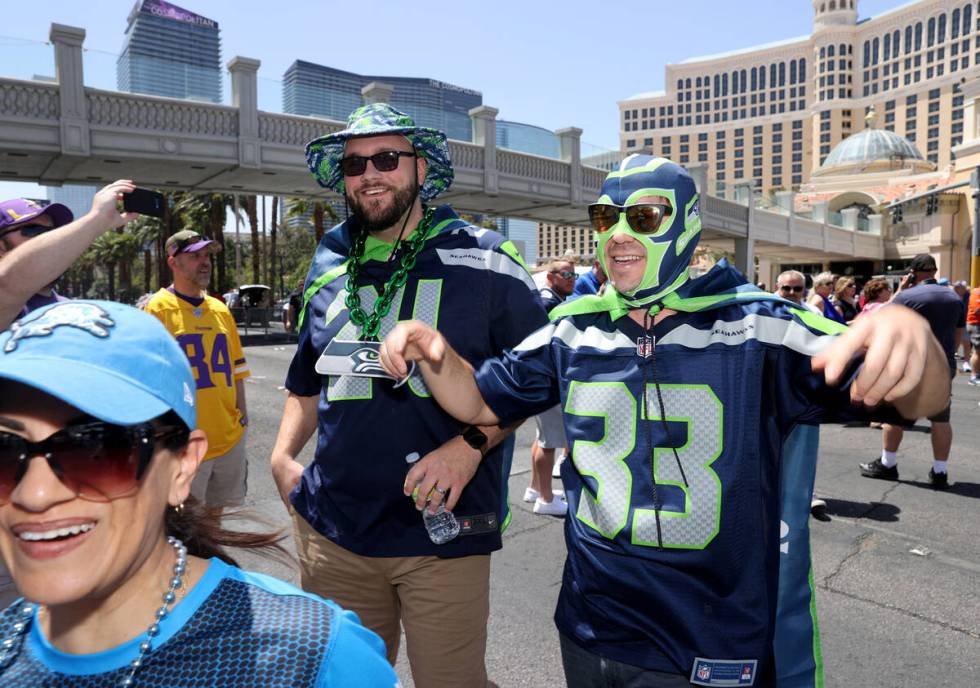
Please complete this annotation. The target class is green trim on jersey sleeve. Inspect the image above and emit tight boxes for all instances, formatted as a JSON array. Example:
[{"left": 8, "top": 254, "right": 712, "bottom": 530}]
[
  {"left": 791, "top": 306, "right": 849, "bottom": 336},
  {"left": 499, "top": 240, "right": 532, "bottom": 275},
  {"left": 297, "top": 264, "right": 348, "bottom": 332}
]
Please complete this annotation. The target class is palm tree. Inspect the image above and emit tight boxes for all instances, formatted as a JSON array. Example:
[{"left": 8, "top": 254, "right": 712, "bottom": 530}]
[
  {"left": 127, "top": 214, "right": 165, "bottom": 294},
  {"left": 89, "top": 230, "right": 142, "bottom": 302},
  {"left": 245, "top": 195, "right": 260, "bottom": 284},
  {"left": 285, "top": 197, "right": 338, "bottom": 243}
]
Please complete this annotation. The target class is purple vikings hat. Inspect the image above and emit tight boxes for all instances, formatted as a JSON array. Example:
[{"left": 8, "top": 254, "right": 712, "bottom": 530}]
[
  {"left": 0, "top": 301, "right": 196, "bottom": 430},
  {"left": 0, "top": 198, "right": 73, "bottom": 239},
  {"left": 165, "top": 229, "right": 216, "bottom": 256}
]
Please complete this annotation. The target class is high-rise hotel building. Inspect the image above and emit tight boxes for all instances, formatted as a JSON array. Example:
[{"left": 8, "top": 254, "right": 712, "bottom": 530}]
[
  {"left": 117, "top": 0, "right": 222, "bottom": 104},
  {"left": 619, "top": 0, "right": 978, "bottom": 194},
  {"left": 282, "top": 61, "right": 481, "bottom": 142}
]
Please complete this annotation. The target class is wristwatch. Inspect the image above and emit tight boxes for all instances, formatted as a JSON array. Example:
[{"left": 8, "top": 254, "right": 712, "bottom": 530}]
[{"left": 461, "top": 425, "right": 489, "bottom": 457}]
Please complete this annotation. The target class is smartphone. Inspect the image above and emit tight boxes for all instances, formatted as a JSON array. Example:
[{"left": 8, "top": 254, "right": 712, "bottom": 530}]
[{"left": 122, "top": 188, "right": 166, "bottom": 218}]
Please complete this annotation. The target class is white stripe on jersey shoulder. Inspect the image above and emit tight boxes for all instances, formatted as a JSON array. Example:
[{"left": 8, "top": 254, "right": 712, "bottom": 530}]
[
  {"left": 657, "top": 312, "right": 836, "bottom": 356},
  {"left": 512, "top": 318, "right": 634, "bottom": 353},
  {"left": 435, "top": 247, "right": 536, "bottom": 291},
  {"left": 449, "top": 225, "right": 492, "bottom": 240}
]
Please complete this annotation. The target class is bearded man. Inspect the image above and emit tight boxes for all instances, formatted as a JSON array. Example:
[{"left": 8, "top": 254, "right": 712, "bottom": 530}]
[{"left": 269, "top": 104, "right": 546, "bottom": 687}]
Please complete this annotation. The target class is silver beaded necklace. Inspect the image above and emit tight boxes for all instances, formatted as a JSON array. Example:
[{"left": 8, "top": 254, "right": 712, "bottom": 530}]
[{"left": 0, "top": 536, "right": 187, "bottom": 688}]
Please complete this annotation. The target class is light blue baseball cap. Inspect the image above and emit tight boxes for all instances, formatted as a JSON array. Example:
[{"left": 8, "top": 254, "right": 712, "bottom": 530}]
[{"left": 0, "top": 301, "right": 196, "bottom": 430}]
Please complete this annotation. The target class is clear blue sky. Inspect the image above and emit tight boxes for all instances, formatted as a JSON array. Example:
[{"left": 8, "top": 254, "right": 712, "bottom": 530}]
[{"left": 0, "top": 0, "right": 902, "bottom": 202}]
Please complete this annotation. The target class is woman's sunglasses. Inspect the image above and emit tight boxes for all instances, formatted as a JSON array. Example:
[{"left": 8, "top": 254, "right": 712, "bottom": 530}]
[
  {"left": 0, "top": 419, "right": 185, "bottom": 504},
  {"left": 340, "top": 150, "right": 416, "bottom": 177},
  {"left": 587, "top": 203, "right": 673, "bottom": 235}
]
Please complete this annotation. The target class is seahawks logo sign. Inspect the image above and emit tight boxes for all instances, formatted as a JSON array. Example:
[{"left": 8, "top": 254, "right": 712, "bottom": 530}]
[
  {"left": 315, "top": 339, "right": 415, "bottom": 385},
  {"left": 350, "top": 345, "right": 384, "bottom": 375}
]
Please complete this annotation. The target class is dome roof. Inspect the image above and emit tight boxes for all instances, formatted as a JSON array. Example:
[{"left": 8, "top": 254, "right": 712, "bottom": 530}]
[{"left": 818, "top": 116, "right": 926, "bottom": 175}]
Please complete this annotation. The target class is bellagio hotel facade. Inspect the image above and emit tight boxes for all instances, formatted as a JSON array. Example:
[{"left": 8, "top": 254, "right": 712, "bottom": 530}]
[
  {"left": 621, "top": 0, "right": 975, "bottom": 193},
  {"left": 538, "top": 0, "right": 979, "bottom": 264}
]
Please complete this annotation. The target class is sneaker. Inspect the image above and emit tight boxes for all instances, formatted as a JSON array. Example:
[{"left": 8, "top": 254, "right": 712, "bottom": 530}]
[
  {"left": 928, "top": 469, "right": 949, "bottom": 490},
  {"left": 810, "top": 497, "right": 827, "bottom": 512},
  {"left": 523, "top": 487, "right": 563, "bottom": 503},
  {"left": 533, "top": 495, "right": 568, "bottom": 516},
  {"left": 859, "top": 458, "right": 899, "bottom": 481},
  {"left": 961, "top": 361, "right": 974, "bottom": 373},
  {"left": 969, "top": 376, "right": 980, "bottom": 386}
]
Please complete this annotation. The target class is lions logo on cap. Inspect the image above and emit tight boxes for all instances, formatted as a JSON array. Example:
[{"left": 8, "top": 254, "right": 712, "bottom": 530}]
[{"left": 4, "top": 302, "right": 114, "bottom": 353}]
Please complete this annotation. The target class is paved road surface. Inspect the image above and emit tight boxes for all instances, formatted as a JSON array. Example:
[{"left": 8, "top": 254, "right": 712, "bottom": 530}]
[{"left": 235, "top": 333, "right": 980, "bottom": 687}]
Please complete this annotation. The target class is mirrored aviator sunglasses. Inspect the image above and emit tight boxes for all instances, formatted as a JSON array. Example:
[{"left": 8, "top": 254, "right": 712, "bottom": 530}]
[
  {"left": 587, "top": 203, "right": 672, "bottom": 236},
  {"left": 0, "top": 419, "right": 185, "bottom": 505},
  {"left": 339, "top": 150, "right": 416, "bottom": 177}
]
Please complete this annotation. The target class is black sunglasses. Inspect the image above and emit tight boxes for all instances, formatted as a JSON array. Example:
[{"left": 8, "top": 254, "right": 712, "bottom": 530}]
[
  {"left": 551, "top": 270, "right": 576, "bottom": 279},
  {"left": 779, "top": 285, "right": 804, "bottom": 293},
  {"left": 340, "top": 150, "right": 416, "bottom": 177},
  {"left": 0, "top": 223, "right": 51, "bottom": 241},
  {"left": 0, "top": 419, "right": 186, "bottom": 504},
  {"left": 587, "top": 203, "right": 673, "bottom": 235}
]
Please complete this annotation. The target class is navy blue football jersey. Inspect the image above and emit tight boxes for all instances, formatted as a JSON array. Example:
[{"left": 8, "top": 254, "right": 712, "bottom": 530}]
[
  {"left": 474, "top": 282, "right": 875, "bottom": 684},
  {"left": 0, "top": 558, "right": 397, "bottom": 687},
  {"left": 286, "top": 205, "right": 547, "bottom": 557}
]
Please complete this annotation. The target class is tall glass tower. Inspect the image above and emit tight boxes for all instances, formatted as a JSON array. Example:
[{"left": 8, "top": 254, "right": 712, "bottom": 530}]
[
  {"left": 117, "top": 0, "right": 222, "bottom": 103},
  {"left": 282, "top": 61, "right": 482, "bottom": 141}
]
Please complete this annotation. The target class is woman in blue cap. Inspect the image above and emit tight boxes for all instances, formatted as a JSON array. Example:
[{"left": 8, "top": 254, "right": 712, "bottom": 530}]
[{"left": 0, "top": 301, "right": 396, "bottom": 687}]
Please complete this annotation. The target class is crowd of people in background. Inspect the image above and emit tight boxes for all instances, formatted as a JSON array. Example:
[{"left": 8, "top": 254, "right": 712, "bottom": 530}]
[{"left": 769, "top": 265, "right": 977, "bottom": 385}]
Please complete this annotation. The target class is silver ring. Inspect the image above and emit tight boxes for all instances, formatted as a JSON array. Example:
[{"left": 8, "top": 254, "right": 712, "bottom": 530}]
[{"left": 434, "top": 486, "right": 447, "bottom": 495}]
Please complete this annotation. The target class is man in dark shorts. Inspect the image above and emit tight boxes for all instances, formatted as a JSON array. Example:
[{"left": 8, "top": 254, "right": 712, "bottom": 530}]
[{"left": 859, "top": 253, "right": 965, "bottom": 488}]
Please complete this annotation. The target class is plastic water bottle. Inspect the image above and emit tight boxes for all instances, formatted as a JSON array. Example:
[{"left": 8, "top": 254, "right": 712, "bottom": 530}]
[{"left": 422, "top": 504, "right": 460, "bottom": 545}]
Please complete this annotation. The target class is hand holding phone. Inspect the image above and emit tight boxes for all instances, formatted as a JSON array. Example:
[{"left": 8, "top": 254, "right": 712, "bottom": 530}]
[{"left": 122, "top": 188, "right": 166, "bottom": 218}]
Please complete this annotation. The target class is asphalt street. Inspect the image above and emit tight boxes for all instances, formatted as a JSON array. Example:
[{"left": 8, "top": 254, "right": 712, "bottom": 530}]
[{"left": 235, "top": 329, "right": 979, "bottom": 688}]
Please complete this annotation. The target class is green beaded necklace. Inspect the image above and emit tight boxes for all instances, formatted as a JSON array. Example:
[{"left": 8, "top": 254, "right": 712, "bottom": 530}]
[{"left": 343, "top": 206, "right": 435, "bottom": 340}]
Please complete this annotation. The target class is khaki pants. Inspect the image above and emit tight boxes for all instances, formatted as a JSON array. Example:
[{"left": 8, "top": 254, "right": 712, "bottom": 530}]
[
  {"left": 190, "top": 429, "right": 247, "bottom": 507},
  {"left": 292, "top": 511, "right": 490, "bottom": 688}
]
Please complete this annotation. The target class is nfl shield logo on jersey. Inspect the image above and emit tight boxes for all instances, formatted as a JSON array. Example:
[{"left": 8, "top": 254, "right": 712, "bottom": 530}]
[
  {"left": 740, "top": 663, "right": 754, "bottom": 683},
  {"left": 635, "top": 335, "right": 654, "bottom": 358},
  {"left": 696, "top": 663, "right": 712, "bottom": 681}
]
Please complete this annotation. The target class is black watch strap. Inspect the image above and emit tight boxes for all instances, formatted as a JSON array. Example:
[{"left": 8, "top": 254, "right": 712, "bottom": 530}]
[{"left": 462, "top": 425, "right": 489, "bottom": 457}]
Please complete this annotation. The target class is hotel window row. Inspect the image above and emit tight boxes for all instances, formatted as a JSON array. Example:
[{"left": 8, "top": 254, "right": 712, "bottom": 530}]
[
  {"left": 861, "top": 3, "right": 979, "bottom": 96},
  {"left": 621, "top": 59, "right": 808, "bottom": 131}
]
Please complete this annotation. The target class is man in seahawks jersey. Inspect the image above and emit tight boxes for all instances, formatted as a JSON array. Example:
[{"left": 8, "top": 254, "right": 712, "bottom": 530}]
[
  {"left": 380, "top": 156, "right": 950, "bottom": 687},
  {"left": 269, "top": 104, "right": 546, "bottom": 687}
]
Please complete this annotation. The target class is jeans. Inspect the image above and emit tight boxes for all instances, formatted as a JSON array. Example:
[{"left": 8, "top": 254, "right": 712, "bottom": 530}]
[{"left": 560, "top": 633, "right": 693, "bottom": 688}]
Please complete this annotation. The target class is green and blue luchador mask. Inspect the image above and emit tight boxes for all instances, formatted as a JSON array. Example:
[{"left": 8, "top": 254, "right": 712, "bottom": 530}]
[{"left": 590, "top": 155, "right": 702, "bottom": 310}]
